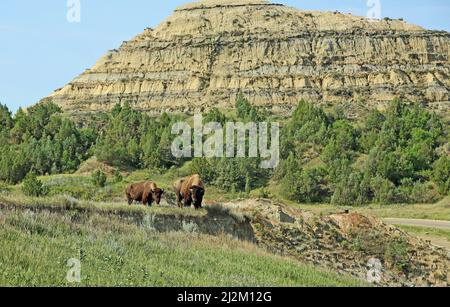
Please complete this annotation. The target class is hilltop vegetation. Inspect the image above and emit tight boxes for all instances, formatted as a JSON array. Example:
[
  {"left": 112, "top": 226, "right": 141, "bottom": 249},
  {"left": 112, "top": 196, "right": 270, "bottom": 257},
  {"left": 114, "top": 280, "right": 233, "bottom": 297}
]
[
  {"left": 0, "top": 103, "right": 94, "bottom": 184},
  {"left": 278, "top": 100, "right": 449, "bottom": 205},
  {"left": 0, "top": 97, "right": 448, "bottom": 206}
]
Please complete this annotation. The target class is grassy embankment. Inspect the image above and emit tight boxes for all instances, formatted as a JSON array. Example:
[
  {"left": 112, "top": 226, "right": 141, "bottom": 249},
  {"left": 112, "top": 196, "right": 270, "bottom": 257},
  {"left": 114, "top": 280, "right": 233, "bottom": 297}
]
[{"left": 0, "top": 208, "right": 365, "bottom": 287}]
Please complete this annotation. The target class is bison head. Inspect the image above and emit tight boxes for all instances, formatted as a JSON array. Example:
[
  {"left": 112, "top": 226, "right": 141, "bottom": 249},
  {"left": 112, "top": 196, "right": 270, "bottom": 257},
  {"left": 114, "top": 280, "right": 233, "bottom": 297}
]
[
  {"left": 152, "top": 188, "right": 164, "bottom": 205},
  {"left": 189, "top": 186, "right": 205, "bottom": 208}
]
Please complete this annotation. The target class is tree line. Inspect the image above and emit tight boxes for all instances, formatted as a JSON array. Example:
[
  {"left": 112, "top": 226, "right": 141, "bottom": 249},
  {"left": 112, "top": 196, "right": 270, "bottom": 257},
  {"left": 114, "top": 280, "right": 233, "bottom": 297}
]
[
  {"left": 0, "top": 97, "right": 448, "bottom": 205},
  {"left": 0, "top": 103, "right": 95, "bottom": 184},
  {"left": 278, "top": 100, "right": 450, "bottom": 205}
]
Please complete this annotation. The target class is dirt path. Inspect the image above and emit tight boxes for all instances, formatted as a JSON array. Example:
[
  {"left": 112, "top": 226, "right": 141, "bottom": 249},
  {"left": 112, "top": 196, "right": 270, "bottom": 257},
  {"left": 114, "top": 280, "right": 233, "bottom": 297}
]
[{"left": 383, "top": 218, "right": 450, "bottom": 230}]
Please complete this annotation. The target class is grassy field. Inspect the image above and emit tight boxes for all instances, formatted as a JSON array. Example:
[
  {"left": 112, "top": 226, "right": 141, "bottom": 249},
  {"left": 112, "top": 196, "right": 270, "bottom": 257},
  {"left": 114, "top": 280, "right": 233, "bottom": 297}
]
[
  {"left": 1, "top": 168, "right": 447, "bottom": 287},
  {"left": 280, "top": 197, "right": 450, "bottom": 221},
  {"left": 15, "top": 160, "right": 238, "bottom": 204},
  {"left": 0, "top": 208, "right": 365, "bottom": 287},
  {"left": 0, "top": 193, "right": 206, "bottom": 218},
  {"left": 353, "top": 198, "right": 450, "bottom": 221},
  {"left": 395, "top": 225, "right": 450, "bottom": 242},
  {"left": 395, "top": 225, "right": 450, "bottom": 252},
  {"left": 1, "top": 165, "right": 449, "bottom": 221}
]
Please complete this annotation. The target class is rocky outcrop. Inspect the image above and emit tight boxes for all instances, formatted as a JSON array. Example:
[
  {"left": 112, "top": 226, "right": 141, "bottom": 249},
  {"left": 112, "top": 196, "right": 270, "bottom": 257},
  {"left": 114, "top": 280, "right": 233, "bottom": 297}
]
[
  {"left": 44, "top": 0, "right": 450, "bottom": 118},
  {"left": 225, "top": 199, "right": 449, "bottom": 287}
]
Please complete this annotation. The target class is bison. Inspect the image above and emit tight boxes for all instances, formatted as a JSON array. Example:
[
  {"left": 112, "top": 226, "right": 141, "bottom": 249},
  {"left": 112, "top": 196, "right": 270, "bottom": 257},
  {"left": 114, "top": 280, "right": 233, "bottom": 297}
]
[
  {"left": 125, "top": 181, "right": 164, "bottom": 206},
  {"left": 173, "top": 174, "right": 205, "bottom": 209}
]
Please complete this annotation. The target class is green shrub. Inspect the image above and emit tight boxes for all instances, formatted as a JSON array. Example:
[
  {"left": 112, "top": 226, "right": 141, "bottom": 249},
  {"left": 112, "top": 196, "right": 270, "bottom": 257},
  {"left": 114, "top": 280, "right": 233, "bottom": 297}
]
[
  {"left": 385, "top": 238, "right": 412, "bottom": 273},
  {"left": 95, "top": 103, "right": 185, "bottom": 170},
  {"left": 282, "top": 159, "right": 327, "bottom": 203},
  {"left": 113, "top": 170, "right": 123, "bottom": 183},
  {"left": 432, "top": 156, "right": 450, "bottom": 195},
  {"left": 92, "top": 170, "right": 107, "bottom": 188},
  {"left": 410, "top": 181, "right": 440, "bottom": 203},
  {"left": 189, "top": 158, "right": 215, "bottom": 184},
  {"left": 331, "top": 171, "right": 369, "bottom": 206},
  {"left": 0, "top": 181, "right": 10, "bottom": 193},
  {"left": 258, "top": 188, "right": 271, "bottom": 199},
  {"left": 397, "top": 179, "right": 440, "bottom": 203},
  {"left": 370, "top": 176, "right": 396, "bottom": 204},
  {"left": 0, "top": 102, "right": 95, "bottom": 183},
  {"left": 235, "top": 93, "right": 265, "bottom": 122},
  {"left": 22, "top": 172, "right": 48, "bottom": 197}
]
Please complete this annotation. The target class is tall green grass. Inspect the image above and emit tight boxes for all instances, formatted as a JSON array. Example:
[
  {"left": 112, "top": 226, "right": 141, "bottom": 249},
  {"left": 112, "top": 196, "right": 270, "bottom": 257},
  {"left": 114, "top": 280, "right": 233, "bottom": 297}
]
[
  {"left": 0, "top": 194, "right": 206, "bottom": 218},
  {"left": 0, "top": 209, "right": 365, "bottom": 287}
]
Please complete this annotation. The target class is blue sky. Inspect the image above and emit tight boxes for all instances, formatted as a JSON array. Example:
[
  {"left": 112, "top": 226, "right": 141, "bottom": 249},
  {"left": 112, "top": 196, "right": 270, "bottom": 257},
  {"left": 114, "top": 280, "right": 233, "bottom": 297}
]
[{"left": 1, "top": 0, "right": 449, "bottom": 113}]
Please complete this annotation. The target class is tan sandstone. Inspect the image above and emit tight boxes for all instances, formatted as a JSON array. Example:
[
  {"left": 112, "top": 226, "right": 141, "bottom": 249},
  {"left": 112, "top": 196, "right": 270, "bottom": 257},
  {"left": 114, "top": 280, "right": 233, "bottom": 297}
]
[{"left": 42, "top": 0, "right": 450, "bottom": 118}]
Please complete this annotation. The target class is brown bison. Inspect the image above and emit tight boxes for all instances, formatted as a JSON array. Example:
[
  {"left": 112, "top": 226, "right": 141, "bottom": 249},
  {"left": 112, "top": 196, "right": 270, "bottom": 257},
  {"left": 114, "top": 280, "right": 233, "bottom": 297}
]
[
  {"left": 125, "top": 181, "right": 164, "bottom": 206},
  {"left": 173, "top": 174, "right": 205, "bottom": 209}
]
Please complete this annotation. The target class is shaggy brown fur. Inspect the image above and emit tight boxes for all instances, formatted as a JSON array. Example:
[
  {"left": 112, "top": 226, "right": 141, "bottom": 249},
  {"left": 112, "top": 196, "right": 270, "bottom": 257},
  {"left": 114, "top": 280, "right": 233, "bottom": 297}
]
[
  {"left": 173, "top": 174, "right": 205, "bottom": 209},
  {"left": 125, "top": 181, "right": 164, "bottom": 206}
]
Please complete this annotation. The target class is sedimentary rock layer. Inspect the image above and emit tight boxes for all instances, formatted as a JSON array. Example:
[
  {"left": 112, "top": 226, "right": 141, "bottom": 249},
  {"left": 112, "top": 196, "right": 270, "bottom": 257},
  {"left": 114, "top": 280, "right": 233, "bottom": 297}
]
[{"left": 44, "top": 0, "right": 450, "bottom": 117}]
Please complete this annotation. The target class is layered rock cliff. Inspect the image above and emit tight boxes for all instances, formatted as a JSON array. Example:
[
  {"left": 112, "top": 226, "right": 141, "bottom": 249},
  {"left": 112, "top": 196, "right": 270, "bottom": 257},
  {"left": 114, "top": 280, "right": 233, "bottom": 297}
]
[{"left": 44, "top": 0, "right": 450, "bottom": 118}]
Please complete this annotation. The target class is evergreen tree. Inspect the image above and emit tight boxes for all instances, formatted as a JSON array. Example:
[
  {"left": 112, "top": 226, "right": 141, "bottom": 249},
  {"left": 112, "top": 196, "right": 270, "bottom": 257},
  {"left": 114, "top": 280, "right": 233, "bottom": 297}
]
[
  {"left": 22, "top": 172, "right": 47, "bottom": 197},
  {"left": 235, "top": 93, "right": 265, "bottom": 122},
  {"left": 92, "top": 170, "right": 107, "bottom": 188},
  {"left": 0, "top": 103, "right": 13, "bottom": 132},
  {"left": 245, "top": 172, "right": 251, "bottom": 196},
  {"left": 433, "top": 156, "right": 450, "bottom": 195}
]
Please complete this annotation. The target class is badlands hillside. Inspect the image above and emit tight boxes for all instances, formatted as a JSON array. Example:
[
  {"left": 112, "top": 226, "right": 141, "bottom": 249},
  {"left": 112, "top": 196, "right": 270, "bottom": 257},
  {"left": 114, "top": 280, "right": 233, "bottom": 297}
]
[{"left": 43, "top": 0, "right": 450, "bottom": 118}]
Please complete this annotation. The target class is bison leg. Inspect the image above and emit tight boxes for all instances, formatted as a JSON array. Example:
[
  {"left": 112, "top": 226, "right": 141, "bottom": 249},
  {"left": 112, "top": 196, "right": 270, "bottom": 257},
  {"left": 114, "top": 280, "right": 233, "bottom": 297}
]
[
  {"left": 147, "top": 195, "right": 153, "bottom": 207},
  {"left": 176, "top": 193, "right": 184, "bottom": 208},
  {"left": 194, "top": 203, "right": 202, "bottom": 210},
  {"left": 143, "top": 191, "right": 154, "bottom": 207},
  {"left": 142, "top": 192, "right": 149, "bottom": 207}
]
